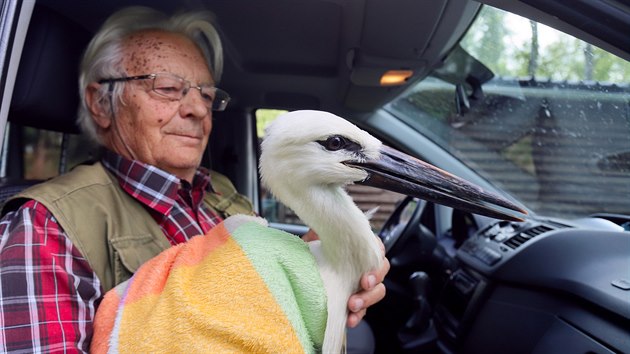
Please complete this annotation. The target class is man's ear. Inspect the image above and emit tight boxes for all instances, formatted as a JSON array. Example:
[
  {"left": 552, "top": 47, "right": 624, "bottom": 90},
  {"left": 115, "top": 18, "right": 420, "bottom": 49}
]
[{"left": 85, "top": 82, "right": 112, "bottom": 129}]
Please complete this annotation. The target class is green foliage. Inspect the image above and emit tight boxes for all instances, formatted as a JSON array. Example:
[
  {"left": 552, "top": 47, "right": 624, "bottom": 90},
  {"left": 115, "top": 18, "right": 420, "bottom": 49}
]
[
  {"left": 256, "top": 109, "right": 288, "bottom": 137},
  {"left": 461, "top": 7, "right": 509, "bottom": 74},
  {"left": 536, "top": 37, "right": 582, "bottom": 80},
  {"left": 463, "top": 6, "right": 630, "bottom": 83}
]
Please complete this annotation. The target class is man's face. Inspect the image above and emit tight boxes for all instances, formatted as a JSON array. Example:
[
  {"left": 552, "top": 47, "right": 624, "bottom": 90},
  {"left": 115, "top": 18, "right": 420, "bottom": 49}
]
[{"left": 108, "top": 30, "right": 214, "bottom": 181}]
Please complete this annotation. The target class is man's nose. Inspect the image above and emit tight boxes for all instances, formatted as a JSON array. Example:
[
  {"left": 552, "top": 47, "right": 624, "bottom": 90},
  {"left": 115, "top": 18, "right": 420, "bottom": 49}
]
[{"left": 179, "top": 87, "right": 209, "bottom": 119}]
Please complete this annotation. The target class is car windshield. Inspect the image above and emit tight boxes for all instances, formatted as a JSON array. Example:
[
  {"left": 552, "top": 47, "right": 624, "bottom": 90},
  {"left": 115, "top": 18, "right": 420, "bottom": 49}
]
[{"left": 386, "top": 5, "right": 630, "bottom": 219}]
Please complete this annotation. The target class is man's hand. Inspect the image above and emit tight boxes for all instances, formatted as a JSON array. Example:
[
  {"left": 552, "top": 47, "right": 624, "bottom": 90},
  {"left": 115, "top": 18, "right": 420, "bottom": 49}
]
[
  {"left": 346, "top": 239, "right": 389, "bottom": 327},
  {"left": 301, "top": 229, "right": 319, "bottom": 242}
]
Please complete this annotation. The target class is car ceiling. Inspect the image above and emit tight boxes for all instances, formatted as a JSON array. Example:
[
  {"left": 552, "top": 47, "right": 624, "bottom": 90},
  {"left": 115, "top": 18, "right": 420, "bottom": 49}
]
[
  {"left": 30, "top": 0, "right": 480, "bottom": 119},
  {"left": 11, "top": 0, "right": 629, "bottom": 129}
]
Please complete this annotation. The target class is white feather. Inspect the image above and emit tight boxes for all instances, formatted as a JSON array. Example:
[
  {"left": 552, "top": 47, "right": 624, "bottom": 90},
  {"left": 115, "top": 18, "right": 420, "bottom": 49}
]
[
  {"left": 364, "top": 206, "right": 380, "bottom": 220},
  {"left": 260, "top": 110, "right": 384, "bottom": 353}
]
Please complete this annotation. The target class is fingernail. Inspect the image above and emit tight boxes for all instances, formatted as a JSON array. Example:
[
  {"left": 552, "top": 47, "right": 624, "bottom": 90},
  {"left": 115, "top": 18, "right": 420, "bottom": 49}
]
[
  {"left": 368, "top": 275, "right": 377, "bottom": 289},
  {"left": 352, "top": 298, "right": 364, "bottom": 312},
  {"left": 347, "top": 314, "right": 359, "bottom": 328}
]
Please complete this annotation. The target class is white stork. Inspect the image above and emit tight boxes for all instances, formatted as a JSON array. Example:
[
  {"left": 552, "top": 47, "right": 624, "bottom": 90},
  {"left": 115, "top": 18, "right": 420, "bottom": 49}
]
[
  {"left": 92, "top": 110, "right": 526, "bottom": 353},
  {"left": 260, "top": 110, "right": 526, "bottom": 353}
]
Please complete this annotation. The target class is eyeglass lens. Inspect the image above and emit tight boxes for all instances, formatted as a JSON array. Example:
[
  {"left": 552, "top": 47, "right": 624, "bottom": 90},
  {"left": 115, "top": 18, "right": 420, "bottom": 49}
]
[{"left": 152, "top": 74, "right": 229, "bottom": 111}]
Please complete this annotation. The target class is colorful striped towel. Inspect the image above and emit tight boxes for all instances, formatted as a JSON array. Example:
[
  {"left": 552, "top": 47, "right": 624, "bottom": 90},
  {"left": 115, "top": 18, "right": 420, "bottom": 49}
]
[{"left": 92, "top": 215, "right": 328, "bottom": 353}]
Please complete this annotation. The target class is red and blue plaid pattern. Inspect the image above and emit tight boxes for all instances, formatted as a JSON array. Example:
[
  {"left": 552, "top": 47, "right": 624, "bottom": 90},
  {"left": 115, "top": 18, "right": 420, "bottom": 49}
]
[{"left": 0, "top": 150, "right": 223, "bottom": 352}]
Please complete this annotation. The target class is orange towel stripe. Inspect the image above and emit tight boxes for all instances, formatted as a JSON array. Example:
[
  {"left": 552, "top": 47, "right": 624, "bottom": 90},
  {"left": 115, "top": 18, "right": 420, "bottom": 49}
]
[{"left": 120, "top": 223, "right": 231, "bottom": 305}]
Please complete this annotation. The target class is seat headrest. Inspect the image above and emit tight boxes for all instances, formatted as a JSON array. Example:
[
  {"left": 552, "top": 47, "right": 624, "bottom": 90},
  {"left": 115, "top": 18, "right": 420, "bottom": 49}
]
[{"left": 9, "top": 6, "right": 91, "bottom": 134}]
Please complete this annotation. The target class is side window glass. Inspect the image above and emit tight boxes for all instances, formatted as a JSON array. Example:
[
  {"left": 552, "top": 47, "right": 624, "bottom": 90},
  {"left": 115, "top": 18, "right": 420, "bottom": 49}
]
[
  {"left": 23, "top": 128, "right": 63, "bottom": 179},
  {"left": 255, "top": 109, "right": 405, "bottom": 231},
  {"left": 23, "top": 126, "right": 95, "bottom": 179}
]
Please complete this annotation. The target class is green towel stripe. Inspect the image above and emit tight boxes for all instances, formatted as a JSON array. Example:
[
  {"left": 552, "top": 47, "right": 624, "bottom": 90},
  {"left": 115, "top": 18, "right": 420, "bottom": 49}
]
[{"left": 230, "top": 222, "right": 327, "bottom": 353}]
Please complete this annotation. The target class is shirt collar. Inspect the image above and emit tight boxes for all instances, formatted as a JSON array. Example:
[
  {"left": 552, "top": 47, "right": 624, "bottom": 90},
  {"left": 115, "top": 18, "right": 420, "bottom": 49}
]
[{"left": 101, "top": 150, "right": 213, "bottom": 215}]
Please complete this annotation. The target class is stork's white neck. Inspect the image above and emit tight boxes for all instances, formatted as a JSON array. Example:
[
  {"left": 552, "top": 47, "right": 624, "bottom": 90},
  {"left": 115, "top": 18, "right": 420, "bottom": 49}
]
[{"left": 282, "top": 183, "right": 382, "bottom": 280}]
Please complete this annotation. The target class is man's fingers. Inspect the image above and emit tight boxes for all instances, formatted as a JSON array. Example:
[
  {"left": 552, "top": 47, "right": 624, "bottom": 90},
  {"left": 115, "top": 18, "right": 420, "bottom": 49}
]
[
  {"left": 360, "top": 257, "right": 390, "bottom": 291},
  {"left": 348, "top": 282, "right": 386, "bottom": 312},
  {"left": 346, "top": 282, "right": 386, "bottom": 327},
  {"left": 362, "top": 283, "right": 386, "bottom": 308},
  {"left": 347, "top": 310, "right": 366, "bottom": 328}
]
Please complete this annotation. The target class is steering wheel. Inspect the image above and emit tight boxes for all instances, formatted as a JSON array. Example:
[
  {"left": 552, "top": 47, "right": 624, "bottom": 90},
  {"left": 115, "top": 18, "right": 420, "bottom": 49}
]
[{"left": 378, "top": 196, "right": 427, "bottom": 255}]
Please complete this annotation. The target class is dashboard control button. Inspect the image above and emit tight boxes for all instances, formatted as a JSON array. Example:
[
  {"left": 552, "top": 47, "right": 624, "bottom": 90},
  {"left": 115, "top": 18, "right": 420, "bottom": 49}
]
[
  {"left": 474, "top": 247, "right": 502, "bottom": 265},
  {"left": 612, "top": 279, "right": 630, "bottom": 290}
]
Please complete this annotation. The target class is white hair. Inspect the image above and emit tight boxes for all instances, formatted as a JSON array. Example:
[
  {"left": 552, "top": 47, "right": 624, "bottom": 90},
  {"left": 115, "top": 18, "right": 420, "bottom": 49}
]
[{"left": 77, "top": 6, "right": 224, "bottom": 145}]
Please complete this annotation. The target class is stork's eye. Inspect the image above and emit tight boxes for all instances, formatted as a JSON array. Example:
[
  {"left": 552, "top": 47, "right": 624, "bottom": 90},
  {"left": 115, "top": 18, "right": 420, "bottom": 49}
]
[
  {"left": 318, "top": 135, "right": 350, "bottom": 151},
  {"left": 317, "top": 135, "right": 362, "bottom": 152},
  {"left": 325, "top": 136, "right": 345, "bottom": 151}
]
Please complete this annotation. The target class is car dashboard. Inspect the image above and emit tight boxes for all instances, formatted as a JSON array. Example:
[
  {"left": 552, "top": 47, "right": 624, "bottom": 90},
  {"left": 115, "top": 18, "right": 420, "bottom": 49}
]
[{"left": 432, "top": 215, "right": 630, "bottom": 353}]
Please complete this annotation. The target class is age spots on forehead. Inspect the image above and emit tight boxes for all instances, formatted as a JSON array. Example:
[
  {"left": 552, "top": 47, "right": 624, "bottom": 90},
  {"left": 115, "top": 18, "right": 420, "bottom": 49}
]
[
  {"left": 123, "top": 31, "right": 202, "bottom": 72},
  {"left": 125, "top": 51, "right": 150, "bottom": 74},
  {"left": 123, "top": 32, "right": 177, "bottom": 72},
  {"left": 121, "top": 30, "right": 211, "bottom": 83}
]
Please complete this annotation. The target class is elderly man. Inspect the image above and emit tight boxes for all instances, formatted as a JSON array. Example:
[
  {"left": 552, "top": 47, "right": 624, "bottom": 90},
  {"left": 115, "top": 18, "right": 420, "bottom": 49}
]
[{"left": 0, "top": 6, "right": 387, "bottom": 353}]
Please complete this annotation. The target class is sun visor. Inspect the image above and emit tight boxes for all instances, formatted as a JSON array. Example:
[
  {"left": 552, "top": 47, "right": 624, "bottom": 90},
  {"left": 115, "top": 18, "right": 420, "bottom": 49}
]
[{"left": 344, "top": 0, "right": 481, "bottom": 111}]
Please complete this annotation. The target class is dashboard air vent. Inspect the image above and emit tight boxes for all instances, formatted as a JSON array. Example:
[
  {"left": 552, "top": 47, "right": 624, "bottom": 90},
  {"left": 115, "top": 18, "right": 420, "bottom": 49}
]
[{"left": 504, "top": 225, "right": 553, "bottom": 249}]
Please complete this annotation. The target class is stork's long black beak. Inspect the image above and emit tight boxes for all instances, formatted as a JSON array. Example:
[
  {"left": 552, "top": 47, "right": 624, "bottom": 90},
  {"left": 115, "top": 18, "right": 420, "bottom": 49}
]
[{"left": 346, "top": 145, "right": 528, "bottom": 222}]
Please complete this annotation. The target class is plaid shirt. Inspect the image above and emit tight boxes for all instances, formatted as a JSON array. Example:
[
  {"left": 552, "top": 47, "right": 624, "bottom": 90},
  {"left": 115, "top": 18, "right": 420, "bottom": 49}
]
[{"left": 0, "top": 151, "right": 223, "bottom": 353}]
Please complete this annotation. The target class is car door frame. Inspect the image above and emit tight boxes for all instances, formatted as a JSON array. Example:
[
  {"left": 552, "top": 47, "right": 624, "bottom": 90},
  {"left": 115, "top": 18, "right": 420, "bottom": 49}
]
[{"left": 0, "top": 0, "right": 36, "bottom": 177}]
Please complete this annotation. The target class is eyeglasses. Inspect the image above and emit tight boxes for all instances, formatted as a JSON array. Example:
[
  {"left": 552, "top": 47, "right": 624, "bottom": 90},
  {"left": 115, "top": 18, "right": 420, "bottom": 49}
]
[{"left": 98, "top": 73, "right": 230, "bottom": 111}]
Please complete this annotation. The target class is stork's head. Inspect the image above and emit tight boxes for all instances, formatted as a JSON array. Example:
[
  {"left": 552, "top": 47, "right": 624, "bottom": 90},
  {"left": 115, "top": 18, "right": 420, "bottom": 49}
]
[{"left": 260, "top": 110, "right": 527, "bottom": 221}]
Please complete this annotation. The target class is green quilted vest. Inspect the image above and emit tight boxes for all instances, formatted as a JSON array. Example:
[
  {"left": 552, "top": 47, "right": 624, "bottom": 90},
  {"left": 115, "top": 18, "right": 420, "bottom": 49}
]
[{"left": 1, "top": 162, "right": 254, "bottom": 292}]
